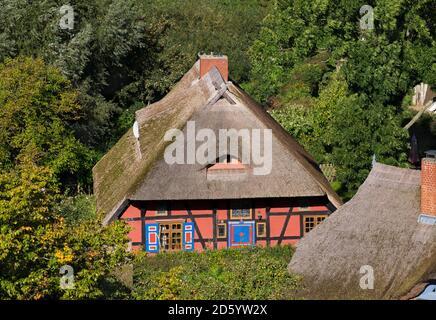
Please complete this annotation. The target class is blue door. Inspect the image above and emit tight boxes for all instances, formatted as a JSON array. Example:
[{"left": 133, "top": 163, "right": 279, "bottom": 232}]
[{"left": 228, "top": 221, "right": 255, "bottom": 247}]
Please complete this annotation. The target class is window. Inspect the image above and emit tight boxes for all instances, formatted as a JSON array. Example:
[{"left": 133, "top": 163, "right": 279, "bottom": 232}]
[
  {"left": 230, "top": 200, "right": 252, "bottom": 220},
  {"left": 256, "top": 222, "right": 266, "bottom": 237},
  {"left": 156, "top": 202, "right": 168, "bottom": 216},
  {"left": 304, "top": 215, "right": 327, "bottom": 234},
  {"left": 230, "top": 208, "right": 252, "bottom": 220},
  {"left": 217, "top": 223, "right": 227, "bottom": 238},
  {"left": 159, "top": 222, "right": 182, "bottom": 251}
]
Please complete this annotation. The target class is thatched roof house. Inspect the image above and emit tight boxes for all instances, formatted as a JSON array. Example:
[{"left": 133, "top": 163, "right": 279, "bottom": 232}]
[
  {"left": 93, "top": 56, "right": 341, "bottom": 225},
  {"left": 288, "top": 160, "right": 436, "bottom": 299},
  {"left": 93, "top": 55, "right": 342, "bottom": 252}
]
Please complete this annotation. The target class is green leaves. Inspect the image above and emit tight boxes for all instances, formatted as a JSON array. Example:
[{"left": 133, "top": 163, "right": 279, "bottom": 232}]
[
  {"left": 0, "top": 166, "right": 131, "bottom": 299},
  {"left": 133, "top": 246, "right": 300, "bottom": 300},
  {"left": 0, "top": 57, "right": 131, "bottom": 300},
  {"left": 0, "top": 57, "right": 94, "bottom": 188},
  {"left": 249, "top": 0, "right": 435, "bottom": 198}
]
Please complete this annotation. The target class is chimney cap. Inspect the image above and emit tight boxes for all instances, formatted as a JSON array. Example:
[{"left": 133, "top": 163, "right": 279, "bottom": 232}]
[
  {"left": 198, "top": 52, "right": 227, "bottom": 58},
  {"left": 424, "top": 150, "right": 436, "bottom": 158}
]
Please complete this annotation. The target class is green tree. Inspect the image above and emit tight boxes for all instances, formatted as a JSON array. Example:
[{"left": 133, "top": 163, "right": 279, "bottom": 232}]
[
  {"left": 0, "top": 0, "right": 161, "bottom": 150},
  {"left": 0, "top": 56, "right": 95, "bottom": 190},
  {"left": 250, "top": 0, "right": 435, "bottom": 197},
  {"left": 0, "top": 57, "right": 131, "bottom": 299},
  {"left": 0, "top": 0, "right": 271, "bottom": 152}
]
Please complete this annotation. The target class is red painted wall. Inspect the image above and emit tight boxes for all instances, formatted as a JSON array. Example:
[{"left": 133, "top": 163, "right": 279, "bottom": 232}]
[{"left": 120, "top": 198, "right": 330, "bottom": 253}]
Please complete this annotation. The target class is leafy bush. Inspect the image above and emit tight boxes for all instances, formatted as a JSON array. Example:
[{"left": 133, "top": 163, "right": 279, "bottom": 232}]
[
  {"left": 132, "top": 245, "right": 300, "bottom": 300},
  {"left": 0, "top": 165, "right": 132, "bottom": 299}
]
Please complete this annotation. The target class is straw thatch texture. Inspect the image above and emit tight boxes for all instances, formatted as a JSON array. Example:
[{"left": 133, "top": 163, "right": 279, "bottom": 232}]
[
  {"left": 93, "top": 60, "right": 342, "bottom": 225},
  {"left": 288, "top": 163, "right": 436, "bottom": 299},
  {"left": 93, "top": 62, "right": 213, "bottom": 224},
  {"left": 130, "top": 83, "right": 336, "bottom": 203}
]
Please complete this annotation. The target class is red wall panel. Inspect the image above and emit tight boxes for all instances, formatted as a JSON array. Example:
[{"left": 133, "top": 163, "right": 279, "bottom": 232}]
[
  {"left": 127, "top": 220, "right": 142, "bottom": 243},
  {"left": 269, "top": 216, "right": 287, "bottom": 237},
  {"left": 285, "top": 215, "right": 301, "bottom": 237},
  {"left": 195, "top": 217, "right": 214, "bottom": 239},
  {"left": 122, "top": 205, "right": 141, "bottom": 218}
]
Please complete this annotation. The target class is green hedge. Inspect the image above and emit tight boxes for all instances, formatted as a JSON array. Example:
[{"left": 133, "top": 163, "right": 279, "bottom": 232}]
[{"left": 132, "top": 245, "right": 300, "bottom": 300}]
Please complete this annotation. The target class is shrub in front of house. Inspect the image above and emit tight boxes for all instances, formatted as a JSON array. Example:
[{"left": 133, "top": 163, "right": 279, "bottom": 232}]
[{"left": 132, "top": 245, "right": 301, "bottom": 300}]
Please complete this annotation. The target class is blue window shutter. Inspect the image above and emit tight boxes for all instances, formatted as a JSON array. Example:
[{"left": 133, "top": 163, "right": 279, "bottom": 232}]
[
  {"left": 183, "top": 222, "right": 194, "bottom": 251},
  {"left": 145, "top": 223, "right": 159, "bottom": 253}
]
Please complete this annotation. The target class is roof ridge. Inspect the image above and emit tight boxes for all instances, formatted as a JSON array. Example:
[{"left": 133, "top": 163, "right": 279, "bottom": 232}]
[{"left": 370, "top": 163, "right": 420, "bottom": 185}]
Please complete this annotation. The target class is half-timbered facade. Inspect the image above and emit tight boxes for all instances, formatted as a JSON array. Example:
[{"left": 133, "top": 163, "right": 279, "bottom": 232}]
[
  {"left": 120, "top": 198, "right": 334, "bottom": 252},
  {"left": 93, "top": 54, "right": 342, "bottom": 253}
]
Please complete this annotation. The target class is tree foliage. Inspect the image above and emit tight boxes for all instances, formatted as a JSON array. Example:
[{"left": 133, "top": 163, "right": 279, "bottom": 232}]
[
  {"left": 0, "top": 163, "right": 131, "bottom": 299},
  {"left": 252, "top": 0, "right": 435, "bottom": 197},
  {"left": 0, "top": 56, "right": 96, "bottom": 189},
  {"left": 0, "top": 57, "right": 131, "bottom": 299},
  {"left": 0, "top": 0, "right": 269, "bottom": 152}
]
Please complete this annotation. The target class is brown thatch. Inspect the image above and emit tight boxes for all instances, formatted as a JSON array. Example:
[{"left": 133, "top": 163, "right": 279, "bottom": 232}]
[
  {"left": 93, "top": 60, "right": 342, "bottom": 225},
  {"left": 288, "top": 163, "right": 436, "bottom": 299}
]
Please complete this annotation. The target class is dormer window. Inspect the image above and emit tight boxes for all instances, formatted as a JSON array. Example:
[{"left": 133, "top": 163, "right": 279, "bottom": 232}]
[
  {"left": 207, "top": 155, "right": 247, "bottom": 171},
  {"left": 206, "top": 155, "right": 248, "bottom": 181}
]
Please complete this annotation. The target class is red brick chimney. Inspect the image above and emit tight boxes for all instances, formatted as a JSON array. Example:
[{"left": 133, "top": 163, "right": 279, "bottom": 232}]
[
  {"left": 419, "top": 151, "right": 436, "bottom": 225},
  {"left": 199, "top": 54, "right": 228, "bottom": 82}
]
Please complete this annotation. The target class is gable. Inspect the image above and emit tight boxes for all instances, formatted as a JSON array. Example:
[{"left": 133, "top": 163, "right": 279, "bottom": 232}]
[
  {"left": 129, "top": 89, "right": 327, "bottom": 203},
  {"left": 93, "top": 60, "right": 342, "bottom": 225}
]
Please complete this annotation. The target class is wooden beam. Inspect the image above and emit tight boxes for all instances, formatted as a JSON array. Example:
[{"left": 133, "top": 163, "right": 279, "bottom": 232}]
[
  {"left": 403, "top": 100, "right": 433, "bottom": 130},
  {"left": 266, "top": 205, "right": 271, "bottom": 247},
  {"left": 140, "top": 208, "right": 146, "bottom": 248},
  {"left": 277, "top": 213, "right": 291, "bottom": 245},
  {"left": 213, "top": 207, "right": 217, "bottom": 249},
  {"left": 185, "top": 202, "right": 206, "bottom": 249}
]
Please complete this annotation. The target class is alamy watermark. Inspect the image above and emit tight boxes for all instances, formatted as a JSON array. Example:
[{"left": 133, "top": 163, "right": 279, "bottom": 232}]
[
  {"left": 359, "top": 265, "right": 374, "bottom": 290},
  {"left": 59, "top": 5, "right": 74, "bottom": 30},
  {"left": 60, "top": 264, "right": 75, "bottom": 289},
  {"left": 359, "top": 5, "right": 374, "bottom": 30},
  {"left": 163, "top": 121, "right": 273, "bottom": 175}
]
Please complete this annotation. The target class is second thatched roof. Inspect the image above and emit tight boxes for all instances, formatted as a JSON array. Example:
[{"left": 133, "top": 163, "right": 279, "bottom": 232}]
[{"left": 288, "top": 163, "right": 436, "bottom": 299}]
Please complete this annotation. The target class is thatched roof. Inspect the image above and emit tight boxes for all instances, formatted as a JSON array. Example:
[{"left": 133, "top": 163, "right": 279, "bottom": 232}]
[
  {"left": 93, "top": 60, "right": 342, "bottom": 225},
  {"left": 288, "top": 163, "right": 436, "bottom": 299}
]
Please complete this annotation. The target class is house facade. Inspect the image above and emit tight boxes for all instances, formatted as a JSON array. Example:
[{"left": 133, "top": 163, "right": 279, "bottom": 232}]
[
  {"left": 119, "top": 198, "right": 335, "bottom": 252},
  {"left": 93, "top": 54, "right": 342, "bottom": 253}
]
